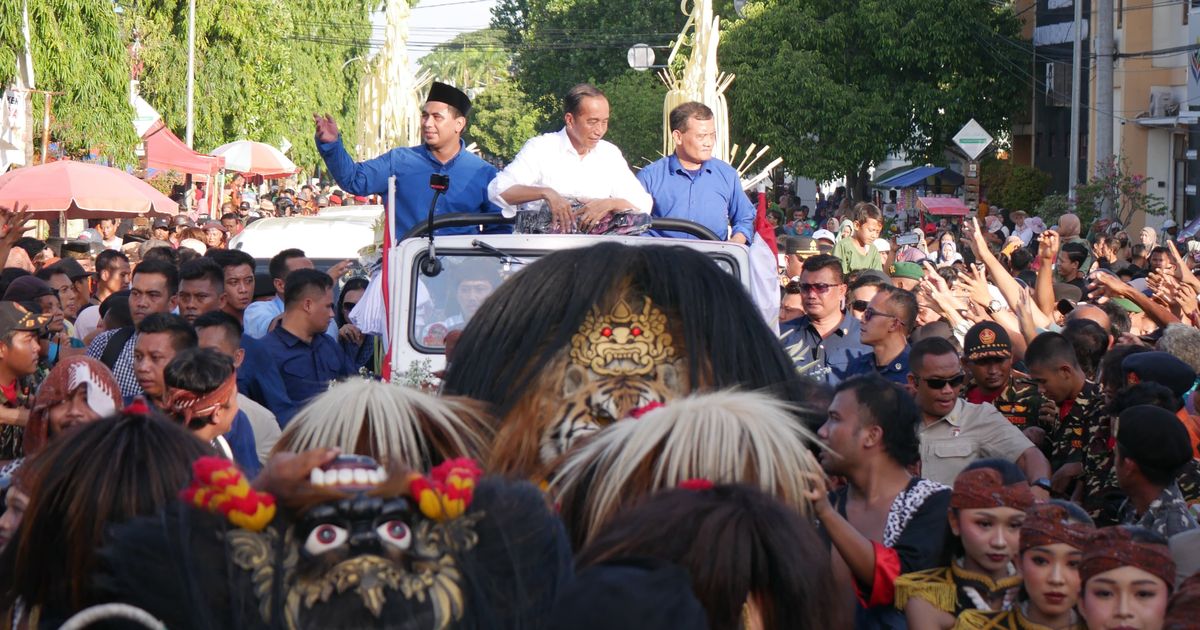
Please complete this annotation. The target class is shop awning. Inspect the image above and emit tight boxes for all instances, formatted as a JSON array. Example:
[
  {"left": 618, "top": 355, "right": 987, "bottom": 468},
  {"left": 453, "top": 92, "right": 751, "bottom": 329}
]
[
  {"left": 876, "top": 165, "right": 946, "bottom": 188},
  {"left": 141, "top": 119, "right": 224, "bottom": 176},
  {"left": 918, "top": 196, "right": 970, "bottom": 216}
]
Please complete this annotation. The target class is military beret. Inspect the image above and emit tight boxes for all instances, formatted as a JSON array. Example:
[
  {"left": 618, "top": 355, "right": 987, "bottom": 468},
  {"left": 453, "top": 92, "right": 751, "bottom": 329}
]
[
  {"left": 888, "top": 261, "right": 923, "bottom": 281},
  {"left": 1123, "top": 351, "right": 1198, "bottom": 399},
  {"left": 1116, "top": 404, "right": 1193, "bottom": 472}
]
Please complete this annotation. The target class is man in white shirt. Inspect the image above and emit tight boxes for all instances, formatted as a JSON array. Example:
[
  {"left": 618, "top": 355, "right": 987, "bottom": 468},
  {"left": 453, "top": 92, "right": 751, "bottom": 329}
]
[{"left": 488, "top": 83, "right": 652, "bottom": 232}]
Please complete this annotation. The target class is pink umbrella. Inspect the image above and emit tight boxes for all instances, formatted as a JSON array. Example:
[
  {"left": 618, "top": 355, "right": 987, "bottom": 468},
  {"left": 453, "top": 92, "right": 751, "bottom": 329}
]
[
  {"left": 0, "top": 160, "right": 178, "bottom": 218},
  {"left": 210, "top": 141, "right": 297, "bottom": 178}
]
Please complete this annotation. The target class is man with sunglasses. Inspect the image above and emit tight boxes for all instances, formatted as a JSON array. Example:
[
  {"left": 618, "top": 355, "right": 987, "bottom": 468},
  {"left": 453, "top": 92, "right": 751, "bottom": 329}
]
[
  {"left": 908, "top": 336, "right": 1051, "bottom": 490},
  {"left": 780, "top": 254, "right": 869, "bottom": 385},
  {"left": 845, "top": 286, "right": 916, "bottom": 384}
]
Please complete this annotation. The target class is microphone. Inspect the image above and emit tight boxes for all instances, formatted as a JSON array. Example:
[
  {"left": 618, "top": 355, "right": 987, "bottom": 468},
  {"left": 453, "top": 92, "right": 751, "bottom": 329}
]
[{"left": 420, "top": 174, "right": 450, "bottom": 277}]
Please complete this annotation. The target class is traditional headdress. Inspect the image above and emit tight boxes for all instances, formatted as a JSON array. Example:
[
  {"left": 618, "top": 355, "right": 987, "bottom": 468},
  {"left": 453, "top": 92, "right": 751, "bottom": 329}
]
[
  {"left": 1080, "top": 526, "right": 1175, "bottom": 591},
  {"left": 1019, "top": 502, "right": 1094, "bottom": 553},
  {"left": 23, "top": 356, "right": 121, "bottom": 456},
  {"left": 164, "top": 372, "right": 238, "bottom": 425},
  {"left": 948, "top": 468, "right": 1035, "bottom": 512},
  {"left": 1165, "top": 573, "right": 1200, "bottom": 630},
  {"left": 552, "top": 390, "right": 824, "bottom": 549},
  {"left": 273, "top": 378, "right": 493, "bottom": 472}
]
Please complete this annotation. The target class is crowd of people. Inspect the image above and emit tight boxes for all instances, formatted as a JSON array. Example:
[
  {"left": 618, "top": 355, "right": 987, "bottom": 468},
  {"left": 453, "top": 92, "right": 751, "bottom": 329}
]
[{"left": 0, "top": 76, "right": 1198, "bottom": 630}]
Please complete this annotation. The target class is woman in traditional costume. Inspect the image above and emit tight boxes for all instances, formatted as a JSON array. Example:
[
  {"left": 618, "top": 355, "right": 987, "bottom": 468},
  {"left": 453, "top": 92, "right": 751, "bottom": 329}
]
[
  {"left": 895, "top": 460, "right": 1034, "bottom": 629},
  {"left": 1078, "top": 525, "right": 1174, "bottom": 630},
  {"left": 958, "top": 500, "right": 1094, "bottom": 630}
]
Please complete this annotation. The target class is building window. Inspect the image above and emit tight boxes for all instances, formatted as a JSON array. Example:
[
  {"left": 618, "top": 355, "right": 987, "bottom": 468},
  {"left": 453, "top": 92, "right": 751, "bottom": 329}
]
[{"left": 1046, "top": 62, "right": 1072, "bottom": 107}]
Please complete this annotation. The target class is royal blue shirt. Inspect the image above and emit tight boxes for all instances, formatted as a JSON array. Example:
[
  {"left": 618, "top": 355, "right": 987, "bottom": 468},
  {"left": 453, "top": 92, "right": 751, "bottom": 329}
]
[
  {"left": 226, "top": 411, "right": 262, "bottom": 478},
  {"left": 636, "top": 154, "right": 756, "bottom": 242},
  {"left": 779, "top": 310, "right": 870, "bottom": 385},
  {"left": 238, "top": 334, "right": 299, "bottom": 428},
  {"left": 845, "top": 345, "right": 912, "bottom": 385},
  {"left": 317, "top": 136, "right": 501, "bottom": 238},
  {"left": 258, "top": 324, "right": 357, "bottom": 407}
]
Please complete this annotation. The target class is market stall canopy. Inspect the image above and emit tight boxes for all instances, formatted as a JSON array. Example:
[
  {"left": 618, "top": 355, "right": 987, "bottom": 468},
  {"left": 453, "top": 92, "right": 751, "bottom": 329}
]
[
  {"left": 210, "top": 141, "right": 297, "bottom": 178},
  {"left": 874, "top": 165, "right": 964, "bottom": 188},
  {"left": 141, "top": 120, "right": 224, "bottom": 177},
  {"left": 917, "top": 196, "right": 970, "bottom": 217},
  {"left": 0, "top": 160, "right": 179, "bottom": 218}
]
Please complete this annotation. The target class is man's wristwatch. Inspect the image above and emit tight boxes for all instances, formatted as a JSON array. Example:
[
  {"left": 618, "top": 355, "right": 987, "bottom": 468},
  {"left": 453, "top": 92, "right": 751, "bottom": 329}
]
[
  {"left": 985, "top": 299, "right": 1003, "bottom": 315},
  {"left": 1030, "top": 477, "right": 1052, "bottom": 492}
]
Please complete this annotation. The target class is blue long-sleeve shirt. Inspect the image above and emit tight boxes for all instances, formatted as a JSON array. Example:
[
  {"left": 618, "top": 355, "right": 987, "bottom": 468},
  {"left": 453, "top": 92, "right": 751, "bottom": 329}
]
[
  {"left": 316, "top": 135, "right": 501, "bottom": 238},
  {"left": 258, "top": 324, "right": 357, "bottom": 408},
  {"left": 636, "top": 154, "right": 756, "bottom": 242},
  {"left": 238, "top": 334, "right": 299, "bottom": 428}
]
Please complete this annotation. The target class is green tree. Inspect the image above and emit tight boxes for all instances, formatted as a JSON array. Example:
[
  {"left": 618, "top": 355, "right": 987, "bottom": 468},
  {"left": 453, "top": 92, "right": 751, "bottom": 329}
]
[
  {"left": 129, "top": 0, "right": 370, "bottom": 172},
  {"left": 721, "top": 0, "right": 1026, "bottom": 201},
  {"left": 0, "top": 0, "right": 138, "bottom": 163},
  {"left": 982, "top": 159, "right": 1051, "bottom": 213},
  {"left": 419, "top": 29, "right": 511, "bottom": 92},
  {"left": 467, "top": 80, "right": 542, "bottom": 163},
  {"left": 596, "top": 70, "right": 666, "bottom": 167},
  {"left": 1035, "top": 156, "right": 1168, "bottom": 228}
]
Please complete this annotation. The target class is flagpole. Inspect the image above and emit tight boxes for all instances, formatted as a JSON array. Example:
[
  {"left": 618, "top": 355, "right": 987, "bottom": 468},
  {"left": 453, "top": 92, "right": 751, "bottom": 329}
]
[{"left": 381, "top": 175, "right": 395, "bottom": 381}]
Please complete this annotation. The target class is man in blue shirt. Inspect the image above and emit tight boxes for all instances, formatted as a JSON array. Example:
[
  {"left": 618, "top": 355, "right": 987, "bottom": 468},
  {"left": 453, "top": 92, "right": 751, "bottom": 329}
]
[
  {"left": 243, "top": 248, "right": 337, "bottom": 340},
  {"left": 636, "top": 102, "right": 755, "bottom": 243},
  {"left": 780, "top": 254, "right": 870, "bottom": 385},
  {"left": 313, "top": 82, "right": 500, "bottom": 238},
  {"left": 258, "top": 269, "right": 356, "bottom": 407}
]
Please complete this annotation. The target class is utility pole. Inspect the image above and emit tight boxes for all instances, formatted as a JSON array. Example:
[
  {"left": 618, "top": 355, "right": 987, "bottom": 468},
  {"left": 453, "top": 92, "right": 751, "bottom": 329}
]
[
  {"left": 1068, "top": 0, "right": 1084, "bottom": 202},
  {"left": 1096, "top": 0, "right": 1114, "bottom": 218},
  {"left": 185, "top": 0, "right": 196, "bottom": 149}
]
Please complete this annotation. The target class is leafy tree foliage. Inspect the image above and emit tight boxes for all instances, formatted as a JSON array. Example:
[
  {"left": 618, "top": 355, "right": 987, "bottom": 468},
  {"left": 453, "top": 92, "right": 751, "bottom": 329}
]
[
  {"left": 982, "top": 159, "right": 1051, "bottom": 213},
  {"left": 0, "top": 0, "right": 138, "bottom": 163},
  {"left": 130, "top": 0, "right": 370, "bottom": 171},
  {"left": 467, "top": 79, "right": 542, "bottom": 163},
  {"left": 597, "top": 70, "right": 666, "bottom": 167},
  {"left": 722, "top": 0, "right": 1026, "bottom": 199},
  {"left": 419, "top": 29, "right": 511, "bottom": 93}
]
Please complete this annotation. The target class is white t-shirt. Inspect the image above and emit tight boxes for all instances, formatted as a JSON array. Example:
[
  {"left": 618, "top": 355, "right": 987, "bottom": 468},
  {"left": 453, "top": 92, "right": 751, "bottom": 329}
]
[{"left": 73, "top": 305, "right": 102, "bottom": 341}]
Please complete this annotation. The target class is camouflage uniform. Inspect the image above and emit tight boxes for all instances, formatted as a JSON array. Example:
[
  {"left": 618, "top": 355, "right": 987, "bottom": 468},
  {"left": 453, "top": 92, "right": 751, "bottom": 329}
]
[
  {"left": 1039, "top": 381, "right": 1102, "bottom": 473},
  {"left": 1119, "top": 483, "right": 1200, "bottom": 538},
  {"left": 968, "top": 373, "right": 1043, "bottom": 432}
]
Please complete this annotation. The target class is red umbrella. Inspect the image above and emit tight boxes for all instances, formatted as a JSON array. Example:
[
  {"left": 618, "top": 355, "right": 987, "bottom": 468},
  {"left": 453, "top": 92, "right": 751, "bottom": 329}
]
[{"left": 0, "top": 160, "right": 178, "bottom": 218}]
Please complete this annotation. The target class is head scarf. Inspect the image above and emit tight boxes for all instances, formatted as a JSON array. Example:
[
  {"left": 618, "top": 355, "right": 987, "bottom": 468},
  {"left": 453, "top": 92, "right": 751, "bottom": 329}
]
[
  {"left": 23, "top": 356, "right": 121, "bottom": 456},
  {"left": 949, "top": 467, "right": 1035, "bottom": 512},
  {"left": 837, "top": 219, "right": 855, "bottom": 241},
  {"left": 1165, "top": 573, "right": 1200, "bottom": 630},
  {"left": 1058, "top": 213, "right": 1081, "bottom": 240},
  {"left": 1080, "top": 526, "right": 1175, "bottom": 591},
  {"left": 1019, "top": 503, "right": 1094, "bottom": 553},
  {"left": 165, "top": 372, "right": 238, "bottom": 425}
]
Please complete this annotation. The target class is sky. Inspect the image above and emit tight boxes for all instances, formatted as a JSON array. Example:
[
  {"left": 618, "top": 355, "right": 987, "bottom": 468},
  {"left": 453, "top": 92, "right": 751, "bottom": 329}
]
[{"left": 371, "top": 0, "right": 498, "bottom": 62}]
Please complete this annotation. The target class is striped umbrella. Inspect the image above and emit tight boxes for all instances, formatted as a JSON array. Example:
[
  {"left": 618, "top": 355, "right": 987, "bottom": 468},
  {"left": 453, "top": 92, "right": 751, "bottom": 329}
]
[{"left": 210, "top": 141, "right": 297, "bottom": 178}]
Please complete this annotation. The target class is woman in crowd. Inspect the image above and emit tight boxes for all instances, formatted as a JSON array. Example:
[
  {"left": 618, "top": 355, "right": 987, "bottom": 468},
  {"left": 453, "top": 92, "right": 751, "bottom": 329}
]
[
  {"left": 895, "top": 459, "right": 1034, "bottom": 629},
  {"left": 572, "top": 484, "right": 849, "bottom": 629},
  {"left": 0, "top": 411, "right": 210, "bottom": 627},
  {"left": 958, "top": 500, "right": 1094, "bottom": 629},
  {"left": 335, "top": 276, "right": 375, "bottom": 371},
  {"left": 1078, "top": 525, "right": 1174, "bottom": 630}
]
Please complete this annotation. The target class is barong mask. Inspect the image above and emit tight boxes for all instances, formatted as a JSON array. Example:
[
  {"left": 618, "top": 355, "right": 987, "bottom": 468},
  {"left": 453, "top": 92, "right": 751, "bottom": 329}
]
[{"left": 205, "top": 456, "right": 480, "bottom": 629}]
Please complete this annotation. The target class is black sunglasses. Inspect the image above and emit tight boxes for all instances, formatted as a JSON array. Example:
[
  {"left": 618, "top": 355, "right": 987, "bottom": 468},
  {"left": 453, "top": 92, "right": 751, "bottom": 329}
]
[
  {"left": 917, "top": 374, "right": 965, "bottom": 389},
  {"left": 851, "top": 300, "right": 869, "bottom": 312}
]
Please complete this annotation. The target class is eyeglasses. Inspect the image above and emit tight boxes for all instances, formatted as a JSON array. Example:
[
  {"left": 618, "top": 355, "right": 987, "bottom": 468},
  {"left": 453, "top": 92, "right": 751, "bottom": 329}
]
[
  {"left": 796, "top": 282, "right": 843, "bottom": 295},
  {"left": 850, "top": 300, "right": 869, "bottom": 312},
  {"left": 862, "top": 307, "right": 899, "bottom": 323},
  {"left": 916, "top": 373, "right": 966, "bottom": 390},
  {"left": 342, "top": 302, "right": 357, "bottom": 311}
]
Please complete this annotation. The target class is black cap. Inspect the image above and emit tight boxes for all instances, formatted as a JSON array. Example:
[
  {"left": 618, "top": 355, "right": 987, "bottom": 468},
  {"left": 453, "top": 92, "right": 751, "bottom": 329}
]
[
  {"left": 0, "top": 302, "right": 50, "bottom": 337},
  {"left": 1123, "top": 351, "right": 1199, "bottom": 399},
  {"left": 1116, "top": 404, "right": 1193, "bottom": 472},
  {"left": 50, "top": 257, "right": 90, "bottom": 282},
  {"left": 151, "top": 218, "right": 170, "bottom": 230},
  {"left": 427, "top": 81, "right": 472, "bottom": 116},
  {"left": 963, "top": 321, "right": 1012, "bottom": 361},
  {"left": 2, "top": 276, "right": 53, "bottom": 303},
  {"left": 546, "top": 558, "right": 708, "bottom": 630}
]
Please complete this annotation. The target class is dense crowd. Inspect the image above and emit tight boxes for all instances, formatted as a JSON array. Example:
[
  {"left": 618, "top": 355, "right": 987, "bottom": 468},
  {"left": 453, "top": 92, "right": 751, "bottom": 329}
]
[{"left": 0, "top": 78, "right": 1199, "bottom": 630}]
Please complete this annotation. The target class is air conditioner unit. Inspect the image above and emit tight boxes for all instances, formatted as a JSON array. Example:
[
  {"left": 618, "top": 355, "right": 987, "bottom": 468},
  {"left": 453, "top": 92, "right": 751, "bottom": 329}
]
[{"left": 1150, "top": 88, "right": 1176, "bottom": 118}]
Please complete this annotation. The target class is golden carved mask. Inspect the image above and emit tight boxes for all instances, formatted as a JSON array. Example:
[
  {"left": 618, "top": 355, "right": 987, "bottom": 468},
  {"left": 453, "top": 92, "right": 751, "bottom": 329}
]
[{"left": 569, "top": 298, "right": 675, "bottom": 376}]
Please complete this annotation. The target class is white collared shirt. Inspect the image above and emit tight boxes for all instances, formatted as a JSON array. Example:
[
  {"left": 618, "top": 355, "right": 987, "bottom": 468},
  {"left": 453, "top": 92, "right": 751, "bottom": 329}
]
[{"left": 488, "top": 128, "right": 653, "bottom": 217}]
